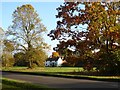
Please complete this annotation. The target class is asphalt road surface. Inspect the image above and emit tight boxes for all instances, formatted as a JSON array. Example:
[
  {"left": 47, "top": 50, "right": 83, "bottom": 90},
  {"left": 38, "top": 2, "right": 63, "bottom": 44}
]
[{"left": 2, "top": 72, "right": 119, "bottom": 90}]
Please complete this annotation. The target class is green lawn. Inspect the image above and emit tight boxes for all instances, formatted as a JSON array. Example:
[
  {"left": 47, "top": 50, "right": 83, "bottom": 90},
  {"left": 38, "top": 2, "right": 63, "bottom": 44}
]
[
  {"left": 2, "top": 66, "right": 120, "bottom": 80},
  {"left": 2, "top": 84, "right": 21, "bottom": 89},
  {"left": 2, "top": 78, "right": 58, "bottom": 90},
  {"left": 2, "top": 66, "right": 85, "bottom": 72}
]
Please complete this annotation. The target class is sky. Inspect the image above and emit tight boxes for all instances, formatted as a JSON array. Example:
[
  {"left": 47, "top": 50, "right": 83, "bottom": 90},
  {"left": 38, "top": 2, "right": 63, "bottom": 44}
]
[{"left": 0, "top": 1, "right": 65, "bottom": 56}]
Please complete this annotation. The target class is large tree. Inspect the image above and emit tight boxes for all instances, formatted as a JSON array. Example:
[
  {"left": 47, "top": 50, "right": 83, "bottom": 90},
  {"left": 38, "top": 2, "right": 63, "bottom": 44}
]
[
  {"left": 48, "top": 2, "right": 120, "bottom": 73},
  {"left": 7, "top": 4, "right": 49, "bottom": 68}
]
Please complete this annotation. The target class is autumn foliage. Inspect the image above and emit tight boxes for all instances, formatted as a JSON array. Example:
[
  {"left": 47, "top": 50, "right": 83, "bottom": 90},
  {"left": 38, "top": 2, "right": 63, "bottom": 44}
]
[
  {"left": 7, "top": 4, "right": 48, "bottom": 68},
  {"left": 48, "top": 2, "right": 120, "bottom": 74},
  {"left": 52, "top": 52, "right": 59, "bottom": 58}
]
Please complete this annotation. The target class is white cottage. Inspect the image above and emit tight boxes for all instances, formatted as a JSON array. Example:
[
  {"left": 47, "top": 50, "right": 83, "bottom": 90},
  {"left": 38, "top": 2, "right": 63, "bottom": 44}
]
[{"left": 45, "top": 57, "right": 63, "bottom": 67}]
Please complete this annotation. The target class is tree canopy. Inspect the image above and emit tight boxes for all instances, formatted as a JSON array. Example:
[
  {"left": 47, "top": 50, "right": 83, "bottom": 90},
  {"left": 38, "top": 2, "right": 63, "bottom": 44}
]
[
  {"left": 48, "top": 2, "right": 120, "bottom": 74},
  {"left": 7, "top": 4, "right": 48, "bottom": 52}
]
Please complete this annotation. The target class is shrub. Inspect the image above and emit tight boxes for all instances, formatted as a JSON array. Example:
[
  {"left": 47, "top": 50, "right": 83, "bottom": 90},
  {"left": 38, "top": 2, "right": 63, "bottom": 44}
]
[{"left": 96, "top": 51, "right": 120, "bottom": 75}]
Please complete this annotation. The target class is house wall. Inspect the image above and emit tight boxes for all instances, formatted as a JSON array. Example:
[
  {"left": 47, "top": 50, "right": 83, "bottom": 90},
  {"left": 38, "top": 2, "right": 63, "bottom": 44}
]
[
  {"left": 57, "top": 58, "right": 63, "bottom": 66},
  {"left": 45, "top": 57, "right": 63, "bottom": 67},
  {"left": 45, "top": 61, "right": 50, "bottom": 66}
]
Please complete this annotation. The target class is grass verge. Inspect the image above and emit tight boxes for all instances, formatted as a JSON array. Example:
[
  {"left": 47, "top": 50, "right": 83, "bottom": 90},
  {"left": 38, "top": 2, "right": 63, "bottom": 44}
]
[{"left": 2, "top": 78, "right": 58, "bottom": 90}]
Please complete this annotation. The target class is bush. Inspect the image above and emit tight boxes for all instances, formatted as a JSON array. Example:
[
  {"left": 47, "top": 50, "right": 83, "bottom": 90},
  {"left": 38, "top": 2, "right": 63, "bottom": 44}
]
[
  {"left": 96, "top": 51, "right": 120, "bottom": 75},
  {"left": 14, "top": 52, "right": 27, "bottom": 66},
  {"left": 82, "top": 56, "right": 94, "bottom": 71},
  {"left": 25, "top": 48, "right": 48, "bottom": 68},
  {"left": 2, "top": 53, "right": 15, "bottom": 67}
]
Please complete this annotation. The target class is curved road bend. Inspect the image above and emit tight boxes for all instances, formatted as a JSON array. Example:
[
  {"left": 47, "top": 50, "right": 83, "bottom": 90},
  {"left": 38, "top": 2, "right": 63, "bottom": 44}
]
[{"left": 2, "top": 72, "right": 119, "bottom": 90}]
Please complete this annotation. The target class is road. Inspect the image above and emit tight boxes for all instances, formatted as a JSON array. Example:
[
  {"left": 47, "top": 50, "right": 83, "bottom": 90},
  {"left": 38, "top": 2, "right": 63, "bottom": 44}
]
[{"left": 2, "top": 72, "right": 119, "bottom": 90}]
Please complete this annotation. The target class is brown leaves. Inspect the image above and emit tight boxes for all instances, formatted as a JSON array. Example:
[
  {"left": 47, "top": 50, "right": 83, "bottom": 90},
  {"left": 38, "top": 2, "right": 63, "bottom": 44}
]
[
  {"left": 54, "top": 30, "right": 61, "bottom": 38},
  {"left": 48, "top": 2, "right": 120, "bottom": 57}
]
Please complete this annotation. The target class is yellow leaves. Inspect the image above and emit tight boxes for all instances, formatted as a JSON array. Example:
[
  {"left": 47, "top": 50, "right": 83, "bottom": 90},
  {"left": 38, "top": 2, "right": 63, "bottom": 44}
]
[
  {"left": 52, "top": 52, "right": 59, "bottom": 58},
  {"left": 91, "top": 5, "right": 95, "bottom": 9},
  {"left": 17, "top": 4, "right": 34, "bottom": 12},
  {"left": 35, "top": 19, "right": 40, "bottom": 24},
  {"left": 115, "top": 10, "right": 120, "bottom": 15},
  {"left": 30, "top": 24, "right": 35, "bottom": 30},
  {"left": 110, "top": 27, "right": 114, "bottom": 32},
  {"left": 20, "top": 7, "right": 24, "bottom": 12},
  {"left": 27, "top": 4, "right": 34, "bottom": 9},
  {"left": 111, "top": 10, "right": 117, "bottom": 15},
  {"left": 110, "top": 26, "right": 119, "bottom": 32}
]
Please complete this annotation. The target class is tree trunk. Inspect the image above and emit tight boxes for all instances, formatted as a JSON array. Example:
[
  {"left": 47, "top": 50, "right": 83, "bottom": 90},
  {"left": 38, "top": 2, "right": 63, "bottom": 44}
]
[
  {"left": 106, "top": 39, "right": 109, "bottom": 54},
  {"left": 27, "top": 42, "right": 33, "bottom": 69},
  {"left": 28, "top": 60, "right": 32, "bottom": 68}
]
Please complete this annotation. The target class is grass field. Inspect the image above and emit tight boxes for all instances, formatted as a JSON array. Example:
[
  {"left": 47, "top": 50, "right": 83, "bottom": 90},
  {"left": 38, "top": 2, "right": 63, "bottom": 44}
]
[
  {"left": 2, "top": 78, "right": 58, "bottom": 90},
  {"left": 2, "top": 67, "right": 85, "bottom": 72},
  {"left": 2, "top": 66, "right": 120, "bottom": 80}
]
